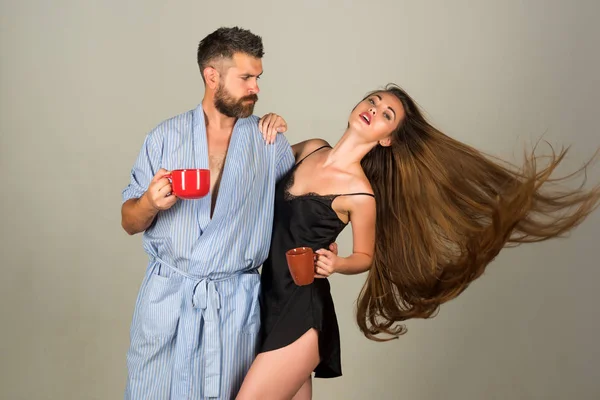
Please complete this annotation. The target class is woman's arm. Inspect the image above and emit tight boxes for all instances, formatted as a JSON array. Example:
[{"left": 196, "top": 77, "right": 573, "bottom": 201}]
[{"left": 315, "top": 194, "right": 376, "bottom": 276}]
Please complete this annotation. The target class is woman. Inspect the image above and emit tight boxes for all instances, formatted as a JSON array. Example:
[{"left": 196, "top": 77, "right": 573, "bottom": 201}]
[{"left": 238, "top": 84, "right": 600, "bottom": 399}]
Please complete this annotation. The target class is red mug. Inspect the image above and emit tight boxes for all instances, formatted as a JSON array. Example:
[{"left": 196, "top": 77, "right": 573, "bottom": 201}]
[
  {"left": 286, "top": 247, "right": 315, "bottom": 286},
  {"left": 164, "top": 169, "right": 210, "bottom": 199}
]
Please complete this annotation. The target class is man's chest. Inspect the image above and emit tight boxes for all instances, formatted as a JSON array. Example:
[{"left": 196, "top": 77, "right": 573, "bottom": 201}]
[{"left": 206, "top": 132, "right": 231, "bottom": 177}]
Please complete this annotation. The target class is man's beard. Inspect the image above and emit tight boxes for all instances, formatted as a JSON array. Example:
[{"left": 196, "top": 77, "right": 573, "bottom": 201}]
[{"left": 214, "top": 84, "right": 258, "bottom": 118}]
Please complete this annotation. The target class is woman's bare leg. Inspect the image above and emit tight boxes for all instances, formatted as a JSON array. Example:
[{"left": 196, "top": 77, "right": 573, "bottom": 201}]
[
  {"left": 236, "top": 329, "right": 319, "bottom": 400},
  {"left": 291, "top": 377, "right": 312, "bottom": 400}
]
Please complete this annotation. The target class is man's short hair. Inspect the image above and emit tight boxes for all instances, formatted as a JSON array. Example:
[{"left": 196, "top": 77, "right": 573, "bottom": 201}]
[{"left": 197, "top": 27, "right": 264, "bottom": 82}]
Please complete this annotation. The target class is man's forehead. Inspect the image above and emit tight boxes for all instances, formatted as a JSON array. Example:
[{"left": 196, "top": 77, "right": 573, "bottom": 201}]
[{"left": 230, "top": 52, "right": 262, "bottom": 73}]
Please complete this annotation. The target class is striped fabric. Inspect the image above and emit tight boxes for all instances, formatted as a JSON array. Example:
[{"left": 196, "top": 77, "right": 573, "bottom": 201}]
[{"left": 122, "top": 104, "right": 294, "bottom": 399}]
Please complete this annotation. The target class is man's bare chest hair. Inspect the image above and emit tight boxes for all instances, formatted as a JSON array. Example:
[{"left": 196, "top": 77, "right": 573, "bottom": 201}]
[{"left": 209, "top": 153, "right": 226, "bottom": 174}]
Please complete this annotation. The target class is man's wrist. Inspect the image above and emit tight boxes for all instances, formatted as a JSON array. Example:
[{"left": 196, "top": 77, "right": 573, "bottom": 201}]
[{"left": 139, "top": 192, "right": 159, "bottom": 216}]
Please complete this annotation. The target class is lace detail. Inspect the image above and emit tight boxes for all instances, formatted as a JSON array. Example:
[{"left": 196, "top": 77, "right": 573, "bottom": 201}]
[
  {"left": 282, "top": 145, "right": 340, "bottom": 202},
  {"left": 282, "top": 163, "right": 336, "bottom": 200},
  {"left": 281, "top": 145, "right": 374, "bottom": 202}
]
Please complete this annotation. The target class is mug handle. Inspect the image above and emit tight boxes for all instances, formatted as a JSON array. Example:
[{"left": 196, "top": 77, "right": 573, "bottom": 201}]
[{"left": 161, "top": 173, "right": 173, "bottom": 196}]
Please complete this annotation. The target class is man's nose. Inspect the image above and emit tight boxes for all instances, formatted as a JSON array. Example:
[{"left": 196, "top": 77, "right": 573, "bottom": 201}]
[{"left": 249, "top": 82, "right": 260, "bottom": 95}]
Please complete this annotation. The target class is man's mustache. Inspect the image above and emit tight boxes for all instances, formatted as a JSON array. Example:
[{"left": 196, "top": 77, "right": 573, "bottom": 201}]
[{"left": 240, "top": 94, "right": 258, "bottom": 103}]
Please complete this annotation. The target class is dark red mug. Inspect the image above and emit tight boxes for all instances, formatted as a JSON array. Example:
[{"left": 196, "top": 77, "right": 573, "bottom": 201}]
[
  {"left": 164, "top": 169, "right": 210, "bottom": 199},
  {"left": 286, "top": 247, "right": 315, "bottom": 286}
]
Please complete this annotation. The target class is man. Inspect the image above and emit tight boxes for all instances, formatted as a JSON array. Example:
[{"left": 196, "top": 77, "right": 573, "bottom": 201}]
[{"left": 121, "top": 27, "right": 294, "bottom": 399}]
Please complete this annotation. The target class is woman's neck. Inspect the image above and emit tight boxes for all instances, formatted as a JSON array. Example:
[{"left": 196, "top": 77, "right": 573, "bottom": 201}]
[{"left": 323, "top": 129, "right": 376, "bottom": 169}]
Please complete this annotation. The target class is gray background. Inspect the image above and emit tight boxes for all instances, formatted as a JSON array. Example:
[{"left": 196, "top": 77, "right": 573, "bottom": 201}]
[{"left": 1, "top": 0, "right": 599, "bottom": 399}]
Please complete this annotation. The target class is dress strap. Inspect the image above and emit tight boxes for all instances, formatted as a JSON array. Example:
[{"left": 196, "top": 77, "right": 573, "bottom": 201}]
[
  {"left": 336, "top": 192, "right": 375, "bottom": 198},
  {"left": 296, "top": 145, "right": 331, "bottom": 165}
]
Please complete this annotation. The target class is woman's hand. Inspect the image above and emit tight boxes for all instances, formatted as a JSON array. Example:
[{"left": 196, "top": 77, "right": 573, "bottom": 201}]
[
  {"left": 259, "top": 113, "right": 288, "bottom": 144},
  {"left": 314, "top": 246, "right": 342, "bottom": 278}
]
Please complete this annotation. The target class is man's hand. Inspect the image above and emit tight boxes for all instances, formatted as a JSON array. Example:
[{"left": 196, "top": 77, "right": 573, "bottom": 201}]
[
  {"left": 144, "top": 168, "right": 178, "bottom": 211},
  {"left": 259, "top": 113, "right": 287, "bottom": 144},
  {"left": 121, "top": 168, "right": 178, "bottom": 235}
]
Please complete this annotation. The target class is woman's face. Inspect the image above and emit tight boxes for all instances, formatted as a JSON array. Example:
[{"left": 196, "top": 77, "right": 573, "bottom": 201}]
[{"left": 348, "top": 91, "right": 405, "bottom": 146}]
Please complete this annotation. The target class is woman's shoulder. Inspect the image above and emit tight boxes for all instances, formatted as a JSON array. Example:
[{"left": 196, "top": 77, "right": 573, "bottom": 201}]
[
  {"left": 349, "top": 172, "right": 375, "bottom": 198},
  {"left": 341, "top": 167, "right": 375, "bottom": 201},
  {"left": 292, "top": 138, "right": 331, "bottom": 160}
]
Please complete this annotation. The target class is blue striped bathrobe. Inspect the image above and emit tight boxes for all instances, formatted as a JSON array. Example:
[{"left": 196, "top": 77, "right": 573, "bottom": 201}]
[{"left": 122, "top": 104, "right": 294, "bottom": 399}]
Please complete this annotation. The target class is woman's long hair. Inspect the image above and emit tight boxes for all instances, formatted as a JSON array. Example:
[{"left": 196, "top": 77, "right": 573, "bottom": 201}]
[{"left": 358, "top": 84, "right": 600, "bottom": 341}]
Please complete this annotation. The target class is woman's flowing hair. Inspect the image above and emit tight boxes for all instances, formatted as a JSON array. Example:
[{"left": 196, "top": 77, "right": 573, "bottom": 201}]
[{"left": 357, "top": 84, "right": 600, "bottom": 341}]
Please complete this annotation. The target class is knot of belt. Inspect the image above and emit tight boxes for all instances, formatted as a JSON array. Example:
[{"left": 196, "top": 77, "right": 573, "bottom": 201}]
[{"left": 151, "top": 255, "right": 240, "bottom": 398}]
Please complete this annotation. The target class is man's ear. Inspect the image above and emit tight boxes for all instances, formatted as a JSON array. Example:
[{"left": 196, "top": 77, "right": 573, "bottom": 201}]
[{"left": 203, "top": 66, "right": 219, "bottom": 90}]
